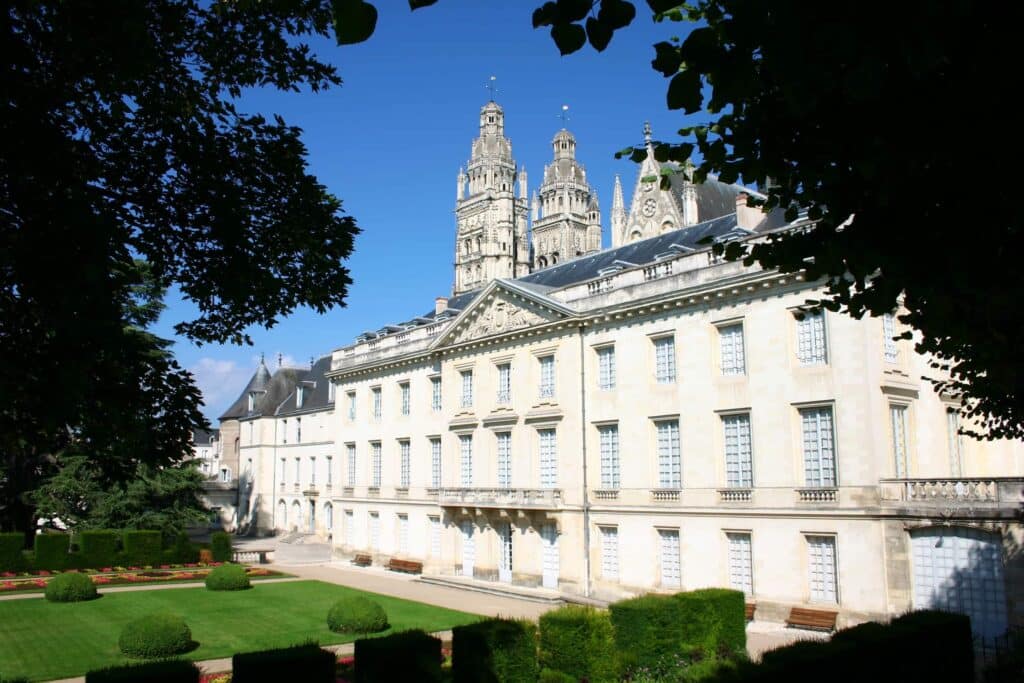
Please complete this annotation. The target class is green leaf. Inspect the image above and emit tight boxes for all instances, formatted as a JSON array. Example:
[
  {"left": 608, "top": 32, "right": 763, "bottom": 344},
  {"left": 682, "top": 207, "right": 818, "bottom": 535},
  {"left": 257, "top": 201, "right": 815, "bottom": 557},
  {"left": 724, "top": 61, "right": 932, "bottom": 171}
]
[
  {"left": 600, "top": 0, "right": 636, "bottom": 30},
  {"left": 551, "top": 22, "right": 587, "bottom": 55},
  {"left": 558, "top": 0, "right": 593, "bottom": 23},
  {"left": 333, "top": 0, "right": 378, "bottom": 45},
  {"left": 651, "top": 41, "right": 682, "bottom": 77},
  {"left": 647, "top": 0, "right": 682, "bottom": 12},
  {"left": 586, "top": 17, "right": 613, "bottom": 51},
  {"left": 666, "top": 68, "right": 702, "bottom": 112},
  {"left": 532, "top": 1, "right": 558, "bottom": 27},
  {"left": 408, "top": 0, "right": 438, "bottom": 8}
]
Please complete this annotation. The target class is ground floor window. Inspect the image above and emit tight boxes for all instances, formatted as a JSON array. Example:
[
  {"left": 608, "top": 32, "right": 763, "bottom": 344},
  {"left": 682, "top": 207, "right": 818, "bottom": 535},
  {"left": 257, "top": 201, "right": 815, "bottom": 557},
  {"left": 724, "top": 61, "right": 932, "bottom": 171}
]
[
  {"left": 658, "top": 528, "right": 681, "bottom": 589},
  {"left": 600, "top": 526, "right": 618, "bottom": 581},
  {"left": 806, "top": 535, "right": 838, "bottom": 604},
  {"left": 726, "top": 532, "right": 753, "bottom": 597}
]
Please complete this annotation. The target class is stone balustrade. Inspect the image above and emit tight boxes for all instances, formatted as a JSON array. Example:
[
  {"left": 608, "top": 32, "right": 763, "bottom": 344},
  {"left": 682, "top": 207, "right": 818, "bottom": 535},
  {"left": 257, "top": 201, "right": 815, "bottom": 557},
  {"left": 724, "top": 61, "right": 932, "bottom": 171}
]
[
  {"left": 878, "top": 477, "right": 1024, "bottom": 514},
  {"left": 718, "top": 488, "right": 752, "bottom": 502},
  {"left": 796, "top": 487, "right": 838, "bottom": 503},
  {"left": 592, "top": 489, "right": 619, "bottom": 501},
  {"left": 439, "top": 487, "right": 563, "bottom": 509},
  {"left": 650, "top": 488, "right": 681, "bottom": 502}
]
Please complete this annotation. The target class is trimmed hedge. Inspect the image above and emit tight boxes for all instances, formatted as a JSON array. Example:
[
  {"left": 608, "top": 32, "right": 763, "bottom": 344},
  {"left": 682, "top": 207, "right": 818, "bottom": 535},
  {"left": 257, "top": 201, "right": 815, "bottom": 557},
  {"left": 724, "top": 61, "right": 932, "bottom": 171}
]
[
  {"left": 327, "top": 596, "right": 388, "bottom": 634},
  {"left": 538, "top": 605, "right": 618, "bottom": 683},
  {"left": 609, "top": 593, "right": 687, "bottom": 673},
  {"left": 172, "top": 532, "right": 199, "bottom": 564},
  {"left": 85, "top": 660, "right": 201, "bottom": 683},
  {"left": 118, "top": 613, "right": 193, "bottom": 659},
  {"left": 232, "top": 642, "right": 335, "bottom": 683},
  {"left": 354, "top": 630, "right": 443, "bottom": 683},
  {"left": 687, "top": 588, "right": 746, "bottom": 655},
  {"left": 205, "top": 563, "right": 251, "bottom": 591},
  {"left": 0, "top": 532, "right": 25, "bottom": 572},
  {"left": 34, "top": 533, "right": 70, "bottom": 570},
  {"left": 44, "top": 571, "right": 98, "bottom": 602},
  {"left": 210, "top": 531, "right": 232, "bottom": 562},
  {"left": 452, "top": 617, "right": 539, "bottom": 683},
  {"left": 122, "top": 530, "right": 162, "bottom": 567},
  {"left": 80, "top": 530, "right": 119, "bottom": 569}
]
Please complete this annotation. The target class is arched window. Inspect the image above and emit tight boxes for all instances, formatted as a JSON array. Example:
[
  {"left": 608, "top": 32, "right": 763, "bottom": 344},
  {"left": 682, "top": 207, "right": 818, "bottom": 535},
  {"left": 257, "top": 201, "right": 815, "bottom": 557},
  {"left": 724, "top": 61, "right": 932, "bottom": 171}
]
[
  {"left": 277, "top": 500, "right": 287, "bottom": 529},
  {"left": 661, "top": 220, "right": 675, "bottom": 232},
  {"left": 552, "top": 252, "right": 559, "bottom": 264},
  {"left": 291, "top": 500, "right": 302, "bottom": 530},
  {"left": 538, "top": 256, "right": 548, "bottom": 268},
  {"left": 324, "top": 502, "right": 334, "bottom": 530},
  {"left": 630, "top": 230, "right": 642, "bottom": 242}
]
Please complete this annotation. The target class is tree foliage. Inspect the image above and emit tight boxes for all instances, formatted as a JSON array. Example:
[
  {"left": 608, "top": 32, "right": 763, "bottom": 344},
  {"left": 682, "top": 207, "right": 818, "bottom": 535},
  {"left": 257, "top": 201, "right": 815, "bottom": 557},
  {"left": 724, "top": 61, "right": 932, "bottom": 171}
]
[
  {"left": 336, "top": 0, "right": 1022, "bottom": 439},
  {"left": 1, "top": 0, "right": 360, "bottom": 534}
]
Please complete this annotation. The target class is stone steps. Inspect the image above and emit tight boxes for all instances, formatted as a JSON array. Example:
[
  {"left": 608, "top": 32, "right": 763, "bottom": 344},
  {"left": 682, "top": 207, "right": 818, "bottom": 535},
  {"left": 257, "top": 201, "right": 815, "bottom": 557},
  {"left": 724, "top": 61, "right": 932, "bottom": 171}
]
[{"left": 416, "top": 574, "right": 566, "bottom": 605}]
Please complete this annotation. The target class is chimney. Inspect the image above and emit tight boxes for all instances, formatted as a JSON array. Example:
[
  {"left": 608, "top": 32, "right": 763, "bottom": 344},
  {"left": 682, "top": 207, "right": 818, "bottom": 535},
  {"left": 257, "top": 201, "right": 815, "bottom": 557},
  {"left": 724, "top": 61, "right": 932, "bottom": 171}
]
[
  {"left": 735, "top": 192, "right": 764, "bottom": 231},
  {"left": 435, "top": 297, "right": 449, "bottom": 315}
]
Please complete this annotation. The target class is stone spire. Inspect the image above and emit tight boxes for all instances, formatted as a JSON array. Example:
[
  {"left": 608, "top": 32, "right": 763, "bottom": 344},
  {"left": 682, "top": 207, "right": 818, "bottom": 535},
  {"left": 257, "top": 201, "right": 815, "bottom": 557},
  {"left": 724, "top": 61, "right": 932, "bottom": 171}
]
[
  {"left": 616, "top": 121, "right": 688, "bottom": 246},
  {"left": 611, "top": 174, "right": 625, "bottom": 247},
  {"left": 453, "top": 100, "right": 529, "bottom": 295},
  {"left": 531, "top": 127, "right": 602, "bottom": 268}
]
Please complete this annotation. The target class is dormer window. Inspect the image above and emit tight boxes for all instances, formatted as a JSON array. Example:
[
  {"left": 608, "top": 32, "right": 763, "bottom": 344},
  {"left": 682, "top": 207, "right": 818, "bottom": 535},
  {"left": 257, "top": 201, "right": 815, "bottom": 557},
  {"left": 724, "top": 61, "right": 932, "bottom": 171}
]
[
  {"left": 296, "top": 386, "right": 304, "bottom": 409},
  {"left": 247, "top": 392, "right": 256, "bottom": 412}
]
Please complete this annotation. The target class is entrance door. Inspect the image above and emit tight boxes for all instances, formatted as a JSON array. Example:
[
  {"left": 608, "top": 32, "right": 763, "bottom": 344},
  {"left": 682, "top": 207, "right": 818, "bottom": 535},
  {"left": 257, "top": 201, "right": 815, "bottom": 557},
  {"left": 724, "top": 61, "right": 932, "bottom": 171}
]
[
  {"left": 291, "top": 501, "right": 301, "bottom": 531},
  {"left": 498, "top": 523, "right": 513, "bottom": 583},
  {"left": 659, "top": 529, "right": 681, "bottom": 589},
  {"left": 541, "top": 523, "right": 559, "bottom": 589},
  {"left": 277, "top": 500, "right": 287, "bottom": 529},
  {"left": 308, "top": 501, "right": 316, "bottom": 533},
  {"left": 911, "top": 527, "right": 1007, "bottom": 641},
  {"left": 461, "top": 521, "right": 475, "bottom": 577}
]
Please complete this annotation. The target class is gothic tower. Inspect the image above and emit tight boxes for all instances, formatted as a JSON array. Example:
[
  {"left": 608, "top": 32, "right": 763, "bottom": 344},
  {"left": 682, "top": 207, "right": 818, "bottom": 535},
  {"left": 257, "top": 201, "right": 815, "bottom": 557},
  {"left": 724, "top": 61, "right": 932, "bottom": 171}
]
[
  {"left": 530, "top": 128, "right": 602, "bottom": 269},
  {"left": 453, "top": 101, "right": 529, "bottom": 295}
]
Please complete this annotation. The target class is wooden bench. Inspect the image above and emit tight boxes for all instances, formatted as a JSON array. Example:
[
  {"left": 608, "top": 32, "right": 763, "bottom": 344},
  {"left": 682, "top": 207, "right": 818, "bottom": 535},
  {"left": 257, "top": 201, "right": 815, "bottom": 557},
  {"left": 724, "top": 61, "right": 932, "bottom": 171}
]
[
  {"left": 387, "top": 558, "right": 423, "bottom": 574},
  {"left": 786, "top": 607, "right": 838, "bottom": 631},
  {"left": 351, "top": 553, "right": 372, "bottom": 567},
  {"left": 745, "top": 602, "right": 756, "bottom": 621}
]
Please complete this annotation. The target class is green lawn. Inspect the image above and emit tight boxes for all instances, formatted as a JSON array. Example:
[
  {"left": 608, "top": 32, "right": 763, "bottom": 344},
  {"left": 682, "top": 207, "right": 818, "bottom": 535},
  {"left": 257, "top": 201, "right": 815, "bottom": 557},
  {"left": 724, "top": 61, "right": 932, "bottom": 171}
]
[{"left": 0, "top": 580, "right": 482, "bottom": 682}]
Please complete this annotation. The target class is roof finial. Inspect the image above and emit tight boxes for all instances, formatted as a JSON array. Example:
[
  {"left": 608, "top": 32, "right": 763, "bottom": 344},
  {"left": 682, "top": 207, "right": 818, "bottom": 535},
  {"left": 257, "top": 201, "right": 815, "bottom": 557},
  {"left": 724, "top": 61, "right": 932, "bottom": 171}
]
[
  {"left": 486, "top": 75, "right": 497, "bottom": 101},
  {"left": 259, "top": 352, "right": 265, "bottom": 365},
  {"left": 277, "top": 352, "right": 283, "bottom": 369},
  {"left": 643, "top": 121, "right": 652, "bottom": 144},
  {"left": 309, "top": 356, "right": 314, "bottom": 369},
  {"left": 559, "top": 104, "right": 570, "bottom": 126}
]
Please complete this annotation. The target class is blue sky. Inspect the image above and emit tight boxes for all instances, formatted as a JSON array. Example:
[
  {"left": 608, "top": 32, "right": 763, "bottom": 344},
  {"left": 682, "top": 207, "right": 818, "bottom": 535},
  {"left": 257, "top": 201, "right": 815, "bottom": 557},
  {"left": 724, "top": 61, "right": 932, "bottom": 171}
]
[{"left": 157, "top": 1, "right": 706, "bottom": 422}]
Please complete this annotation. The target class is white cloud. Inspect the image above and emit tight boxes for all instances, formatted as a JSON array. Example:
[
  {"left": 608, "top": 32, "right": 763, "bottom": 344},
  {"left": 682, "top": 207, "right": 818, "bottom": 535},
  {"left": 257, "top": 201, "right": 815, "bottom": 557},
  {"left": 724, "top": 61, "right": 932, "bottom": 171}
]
[{"left": 190, "top": 357, "right": 257, "bottom": 421}]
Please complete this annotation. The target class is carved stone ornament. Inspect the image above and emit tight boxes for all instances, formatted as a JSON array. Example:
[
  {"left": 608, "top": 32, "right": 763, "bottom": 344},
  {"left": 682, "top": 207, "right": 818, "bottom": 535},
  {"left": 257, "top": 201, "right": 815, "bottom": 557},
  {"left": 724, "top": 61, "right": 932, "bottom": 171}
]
[{"left": 450, "top": 297, "right": 551, "bottom": 344}]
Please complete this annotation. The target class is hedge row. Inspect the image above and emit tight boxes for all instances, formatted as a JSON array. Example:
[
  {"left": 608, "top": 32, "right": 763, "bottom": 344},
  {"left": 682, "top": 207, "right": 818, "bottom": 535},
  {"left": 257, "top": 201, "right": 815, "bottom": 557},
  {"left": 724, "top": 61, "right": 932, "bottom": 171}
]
[
  {"left": 0, "top": 530, "right": 208, "bottom": 571},
  {"left": 233, "top": 642, "right": 336, "bottom": 683},
  {"left": 452, "top": 618, "right": 538, "bottom": 683},
  {"left": 85, "top": 660, "right": 200, "bottom": 683},
  {"left": 354, "top": 630, "right": 442, "bottom": 683},
  {"left": 539, "top": 606, "right": 618, "bottom": 683}
]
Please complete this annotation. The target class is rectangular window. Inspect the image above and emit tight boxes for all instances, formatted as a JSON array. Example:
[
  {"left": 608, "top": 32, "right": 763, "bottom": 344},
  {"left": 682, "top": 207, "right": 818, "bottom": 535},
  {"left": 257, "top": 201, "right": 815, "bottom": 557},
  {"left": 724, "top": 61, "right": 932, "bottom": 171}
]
[
  {"left": 727, "top": 532, "right": 753, "bottom": 597},
  {"left": 372, "top": 387, "right": 382, "bottom": 420},
  {"left": 294, "top": 457, "right": 300, "bottom": 483},
  {"left": 801, "top": 407, "right": 836, "bottom": 487},
  {"left": 344, "top": 510, "right": 354, "bottom": 545},
  {"left": 497, "top": 363, "right": 511, "bottom": 404},
  {"left": 430, "top": 438, "right": 442, "bottom": 488},
  {"left": 496, "top": 432, "right": 512, "bottom": 487},
  {"left": 296, "top": 417, "right": 302, "bottom": 444},
  {"left": 883, "top": 313, "right": 898, "bottom": 363},
  {"left": 399, "top": 440, "right": 411, "bottom": 487},
  {"left": 719, "top": 323, "right": 746, "bottom": 375},
  {"left": 429, "top": 515, "right": 441, "bottom": 557},
  {"left": 369, "top": 512, "right": 380, "bottom": 550},
  {"left": 807, "top": 535, "right": 838, "bottom": 603},
  {"left": 539, "top": 356, "right": 555, "bottom": 399},
  {"left": 325, "top": 503, "right": 333, "bottom": 530},
  {"left": 310, "top": 456, "right": 316, "bottom": 485},
  {"left": 461, "top": 370, "right": 474, "bottom": 408},
  {"left": 326, "top": 455, "right": 333, "bottom": 485},
  {"left": 723, "top": 414, "right": 753, "bottom": 488},
  {"left": 656, "top": 420, "right": 682, "bottom": 488},
  {"left": 946, "top": 409, "right": 963, "bottom": 477},
  {"left": 796, "top": 310, "right": 828, "bottom": 365},
  {"left": 371, "top": 442, "right": 382, "bottom": 487},
  {"left": 346, "top": 444, "right": 356, "bottom": 485},
  {"left": 328, "top": 382, "right": 336, "bottom": 403},
  {"left": 279, "top": 457, "right": 285, "bottom": 482},
  {"left": 282, "top": 418, "right": 288, "bottom": 444},
  {"left": 654, "top": 336, "right": 677, "bottom": 383},
  {"left": 659, "top": 528, "right": 681, "bottom": 588},
  {"left": 600, "top": 526, "right": 619, "bottom": 581},
  {"left": 397, "top": 514, "right": 409, "bottom": 554},
  {"left": 348, "top": 391, "right": 356, "bottom": 420},
  {"left": 890, "top": 404, "right": 909, "bottom": 478},
  {"left": 597, "top": 346, "right": 616, "bottom": 390},
  {"left": 539, "top": 429, "right": 557, "bottom": 488},
  {"left": 599, "top": 425, "right": 620, "bottom": 489},
  {"left": 431, "top": 377, "right": 442, "bottom": 412},
  {"left": 400, "top": 382, "right": 410, "bottom": 416},
  {"left": 459, "top": 434, "right": 473, "bottom": 486}
]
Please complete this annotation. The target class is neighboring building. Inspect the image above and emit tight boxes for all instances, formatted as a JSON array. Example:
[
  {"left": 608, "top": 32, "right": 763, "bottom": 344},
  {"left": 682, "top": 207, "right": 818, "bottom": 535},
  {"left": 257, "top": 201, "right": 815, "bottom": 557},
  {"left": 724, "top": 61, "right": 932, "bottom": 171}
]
[
  {"left": 232, "top": 100, "right": 1024, "bottom": 641},
  {"left": 189, "top": 428, "right": 236, "bottom": 530}
]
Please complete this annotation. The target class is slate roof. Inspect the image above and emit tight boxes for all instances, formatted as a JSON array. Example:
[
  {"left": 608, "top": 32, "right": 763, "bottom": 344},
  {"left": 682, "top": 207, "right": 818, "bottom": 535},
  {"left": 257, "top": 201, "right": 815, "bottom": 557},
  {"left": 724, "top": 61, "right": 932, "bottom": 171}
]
[
  {"left": 218, "top": 361, "right": 273, "bottom": 420},
  {"left": 273, "top": 355, "right": 335, "bottom": 415},
  {"left": 191, "top": 428, "right": 217, "bottom": 445}
]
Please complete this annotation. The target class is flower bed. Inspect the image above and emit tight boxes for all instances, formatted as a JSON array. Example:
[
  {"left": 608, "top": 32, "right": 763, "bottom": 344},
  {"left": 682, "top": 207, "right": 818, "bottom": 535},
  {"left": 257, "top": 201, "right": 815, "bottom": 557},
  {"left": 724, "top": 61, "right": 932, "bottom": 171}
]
[{"left": 0, "top": 565, "right": 284, "bottom": 594}]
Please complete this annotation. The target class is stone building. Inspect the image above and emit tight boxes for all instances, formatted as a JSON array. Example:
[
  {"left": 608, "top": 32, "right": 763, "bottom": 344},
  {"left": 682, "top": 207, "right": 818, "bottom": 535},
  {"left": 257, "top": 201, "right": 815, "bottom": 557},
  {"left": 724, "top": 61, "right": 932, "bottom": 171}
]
[{"left": 222, "top": 100, "right": 1024, "bottom": 642}]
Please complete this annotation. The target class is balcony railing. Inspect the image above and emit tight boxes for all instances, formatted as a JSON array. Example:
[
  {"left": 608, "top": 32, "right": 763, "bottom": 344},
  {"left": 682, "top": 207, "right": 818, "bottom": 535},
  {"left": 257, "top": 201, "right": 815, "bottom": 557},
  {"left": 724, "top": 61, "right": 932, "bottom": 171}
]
[
  {"left": 439, "top": 487, "right": 563, "bottom": 509},
  {"left": 395, "top": 487, "right": 409, "bottom": 498},
  {"left": 879, "top": 477, "right": 1024, "bottom": 509},
  {"left": 592, "top": 489, "right": 619, "bottom": 501},
  {"left": 367, "top": 487, "right": 380, "bottom": 497},
  {"left": 341, "top": 486, "right": 354, "bottom": 497},
  {"left": 650, "top": 488, "right": 681, "bottom": 502},
  {"left": 796, "top": 487, "right": 838, "bottom": 503},
  {"left": 718, "top": 488, "right": 752, "bottom": 502}
]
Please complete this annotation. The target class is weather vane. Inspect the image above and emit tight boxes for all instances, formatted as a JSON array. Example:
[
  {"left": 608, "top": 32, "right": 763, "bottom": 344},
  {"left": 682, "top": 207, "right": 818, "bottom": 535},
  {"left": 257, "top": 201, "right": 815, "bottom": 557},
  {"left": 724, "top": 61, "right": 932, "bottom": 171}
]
[
  {"left": 486, "top": 75, "right": 497, "bottom": 101},
  {"left": 559, "top": 104, "right": 570, "bottom": 125}
]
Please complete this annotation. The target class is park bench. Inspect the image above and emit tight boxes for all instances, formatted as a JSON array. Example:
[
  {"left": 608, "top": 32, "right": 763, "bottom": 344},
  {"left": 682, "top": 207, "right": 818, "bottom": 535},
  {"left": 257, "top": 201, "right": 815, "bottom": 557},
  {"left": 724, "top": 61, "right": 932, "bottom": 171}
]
[
  {"left": 745, "top": 602, "right": 756, "bottom": 621},
  {"left": 352, "top": 553, "right": 372, "bottom": 567},
  {"left": 387, "top": 558, "right": 423, "bottom": 574},
  {"left": 786, "top": 606, "right": 838, "bottom": 632}
]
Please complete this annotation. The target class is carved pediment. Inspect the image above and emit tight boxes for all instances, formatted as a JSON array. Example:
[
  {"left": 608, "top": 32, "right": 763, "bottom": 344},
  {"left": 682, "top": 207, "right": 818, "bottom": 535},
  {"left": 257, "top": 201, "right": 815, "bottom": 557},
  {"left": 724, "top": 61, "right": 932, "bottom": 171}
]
[{"left": 435, "top": 284, "right": 571, "bottom": 348}]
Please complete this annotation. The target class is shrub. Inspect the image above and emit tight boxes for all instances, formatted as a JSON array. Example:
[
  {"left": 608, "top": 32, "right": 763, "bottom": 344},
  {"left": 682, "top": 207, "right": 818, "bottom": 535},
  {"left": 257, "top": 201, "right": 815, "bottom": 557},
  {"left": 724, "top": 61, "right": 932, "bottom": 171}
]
[
  {"left": 354, "top": 630, "right": 442, "bottom": 683},
  {"left": 118, "top": 613, "right": 193, "bottom": 658},
  {"left": 232, "top": 642, "right": 335, "bottom": 683},
  {"left": 0, "top": 532, "right": 26, "bottom": 572},
  {"left": 85, "top": 660, "right": 201, "bottom": 683},
  {"left": 538, "top": 669, "right": 576, "bottom": 683},
  {"left": 172, "top": 532, "right": 199, "bottom": 564},
  {"left": 33, "top": 533, "right": 70, "bottom": 570},
  {"left": 538, "top": 605, "right": 618, "bottom": 683},
  {"left": 205, "top": 563, "right": 251, "bottom": 591},
  {"left": 452, "top": 618, "right": 538, "bottom": 683},
  {"left": 122, "top": 530, "right": 162, "bottom": 566},
  {"left": 610, "top": 593, "right": 689, "bottom": 673},
  {"left": 889, "top": 610, "right": 973, "bottom": 683},
  {"left": 326, "top": 596, "right": 388, "bottom": 633},
  {"left": 80, "top": 530, "right": 119, "bottom": 569},
  {"left": 685, "top": 588, "right": 746, "bottom": 655},
  {"left": 44, "top": 571, "right": 98, "bottom": 602},
  {"left": 210, "top": 531, "right": 233, "bottom": 562}
]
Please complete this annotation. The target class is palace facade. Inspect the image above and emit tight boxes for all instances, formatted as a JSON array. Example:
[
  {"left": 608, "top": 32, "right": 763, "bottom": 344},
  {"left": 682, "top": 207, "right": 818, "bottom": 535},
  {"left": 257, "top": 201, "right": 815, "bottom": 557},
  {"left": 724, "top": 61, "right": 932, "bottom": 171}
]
[{"left": 218, "top": 100, "right": 1024, "bottom": 641}]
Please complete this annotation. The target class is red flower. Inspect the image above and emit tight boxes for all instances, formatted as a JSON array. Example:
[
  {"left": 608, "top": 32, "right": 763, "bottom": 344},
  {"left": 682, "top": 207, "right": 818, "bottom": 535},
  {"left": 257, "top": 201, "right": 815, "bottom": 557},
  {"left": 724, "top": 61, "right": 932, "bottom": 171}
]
[
  {"left": 36, "top": 570, "right": 51, "bottom": 576},
  {"left": 33, "top": 579, "right": 47, "bottom": 587},
  {"left": 2, "top": 572, "right": 15, "bottom": 578},
  {"left": 101, "top": 567, "right": 113, "bottom": 572},
  {"left": 337, "top": 656, "right": 355, "bottom": 666}
]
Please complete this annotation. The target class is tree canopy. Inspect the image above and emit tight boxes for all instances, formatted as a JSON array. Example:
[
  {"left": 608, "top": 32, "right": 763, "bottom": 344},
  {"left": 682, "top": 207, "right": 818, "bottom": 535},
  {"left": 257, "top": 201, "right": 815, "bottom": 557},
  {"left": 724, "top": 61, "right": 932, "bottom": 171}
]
[
  {"left": 1, "top": 0, "right": 359, "bottom": 535},
  {"left": 340, "top": 0, "right": 1023, "bottom": 439}
]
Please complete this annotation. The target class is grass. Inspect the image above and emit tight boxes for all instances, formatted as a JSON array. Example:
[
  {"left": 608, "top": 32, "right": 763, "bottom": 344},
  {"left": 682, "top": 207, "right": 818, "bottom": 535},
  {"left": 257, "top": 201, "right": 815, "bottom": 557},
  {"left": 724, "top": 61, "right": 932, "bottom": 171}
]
[{"left": 0, "top": 580, "right": 481, "bottom": 681}]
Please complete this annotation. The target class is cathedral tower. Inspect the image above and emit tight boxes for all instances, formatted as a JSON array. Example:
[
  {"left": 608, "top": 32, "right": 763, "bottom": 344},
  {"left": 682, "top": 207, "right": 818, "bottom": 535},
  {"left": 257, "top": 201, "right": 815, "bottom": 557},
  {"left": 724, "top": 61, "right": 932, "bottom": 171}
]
[
  {"left": 453, "top": 101, "right": 529, "bottom": 295},
  {"left": 531, "top": 128, "right": 602, "bottom": 268}
]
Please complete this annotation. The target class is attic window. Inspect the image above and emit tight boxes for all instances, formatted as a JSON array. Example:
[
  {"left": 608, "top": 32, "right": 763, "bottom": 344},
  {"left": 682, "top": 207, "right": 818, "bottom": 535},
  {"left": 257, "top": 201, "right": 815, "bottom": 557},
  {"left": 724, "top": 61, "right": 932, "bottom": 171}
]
[
  {"left": 296, "top": 386, "right": 304, "bottom": 409},
  {"left": 597, "top": 265, "right": 623, "bottom": 277},
  {"left": 247, "top": 392, "right": 256, "bottom": 412}
]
